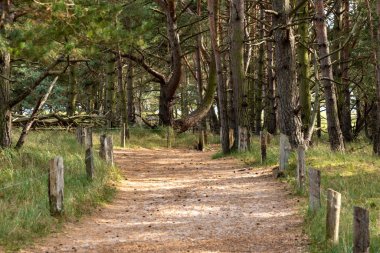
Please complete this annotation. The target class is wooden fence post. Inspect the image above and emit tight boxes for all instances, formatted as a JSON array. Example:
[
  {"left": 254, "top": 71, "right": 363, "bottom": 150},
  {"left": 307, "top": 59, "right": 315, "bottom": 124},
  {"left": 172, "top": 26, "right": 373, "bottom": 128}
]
[
  {"left": 353, "top": 207, "right": 370, "bottom": 253},
  {"left": 297, "top": 144, "right": 306, "bottom": 190},
  {"left": 260, "top": 131, "right": 267, "bottom": 163},
  {"left": 121, "top": 123, "right": 126, "bottom": 148},
  {"left": 309, "top": 168, "right": 321, "bottom": 212},
  {"left": 326, "top": 189, "right": 341, "bottom": 244},
  {"left": 85, "top": 127, "right": 93, "bottom": 148},
  {"left": 85, "top": 147, "right": 94, "bottom": 180},
  {"left": 49, "top": 156, "right": 64, "bottom": 216},
  {"left": 106, "top": 136, "right": 114, "bottom": 166},
  {"left": 76, "top": 127, "right": 87, "bottom": 146},
  {"left": 99, "top": 134, "right": 108, "bottom": 161},
  {"left": 279, "top": 133, "right": 291, "bottom": 172},
  {"left": 238, "top": 126, "right": 248, "bottom": 152}
]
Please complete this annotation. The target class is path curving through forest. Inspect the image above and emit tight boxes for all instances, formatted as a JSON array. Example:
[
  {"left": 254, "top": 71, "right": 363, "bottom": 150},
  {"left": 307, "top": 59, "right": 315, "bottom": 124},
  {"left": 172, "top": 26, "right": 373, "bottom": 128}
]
[{"left": 21, "top": 148, "right": 307, "bottom": 253}]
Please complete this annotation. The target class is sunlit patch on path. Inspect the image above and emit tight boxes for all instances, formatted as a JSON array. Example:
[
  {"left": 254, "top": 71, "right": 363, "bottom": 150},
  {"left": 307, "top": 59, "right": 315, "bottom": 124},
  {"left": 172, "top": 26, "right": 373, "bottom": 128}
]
[{"left": 21, "top": 148, "right": 307, "bottom": 253}]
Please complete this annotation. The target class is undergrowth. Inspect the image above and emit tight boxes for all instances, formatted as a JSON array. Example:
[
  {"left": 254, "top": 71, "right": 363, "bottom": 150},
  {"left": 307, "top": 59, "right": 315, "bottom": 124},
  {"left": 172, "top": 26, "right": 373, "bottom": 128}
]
[
  {"left": 0, "top": 131, "right": 120, "bottom": 252},
  {"left": 222, "top": 135, "right": 380, "bottom": 253}
]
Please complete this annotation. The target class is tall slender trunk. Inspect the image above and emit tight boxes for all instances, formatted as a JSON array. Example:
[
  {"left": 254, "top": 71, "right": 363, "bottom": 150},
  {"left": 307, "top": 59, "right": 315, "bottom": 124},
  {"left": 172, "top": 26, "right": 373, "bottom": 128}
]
[
  {"left": 67, "top": 63, "right": 77, "bottom": 116},
  {"left": 106, "top": 54, "right": 116, "bottom": 127},
  {"left": 297, "top": 0, "right": 311, "bottom": 134},
  {"left": 126, "top": 60, "right": 135, "bottom": 124},
  {"left": 264, "top": 11, "right": 277, "bottom": 135},
  {"left": 314, "top": 0, "right": 345, "bottom": 151},
  {"left": 255, "top": 7, "right": 265, "bottom": 135},
  {"left": 366, "top": 0, "right": 380, "bottom": 154},
  {"left": 208, "top": 0, "right": 229, "bottom": 153},
  {"left": 340, "top": 0, "right": 353, "bottom": 141},
  {"left": 0, "top": 0, "right": 12, "bottom": 148},
  {"left": 272, "top": 0, "right": 303, "bottom": 148},
  {"left": 229, "top": 0, "right": 245, "bottom": 149}
]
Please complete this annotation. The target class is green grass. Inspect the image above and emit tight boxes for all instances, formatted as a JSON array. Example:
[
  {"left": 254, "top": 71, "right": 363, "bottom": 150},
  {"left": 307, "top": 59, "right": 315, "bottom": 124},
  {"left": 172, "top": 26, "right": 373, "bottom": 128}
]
[
  {"left": 225, "top": 134, "right": 380, "bottom": 253},
  {"left": 0, "top": 130, "right": 120, "bottom": 252}
]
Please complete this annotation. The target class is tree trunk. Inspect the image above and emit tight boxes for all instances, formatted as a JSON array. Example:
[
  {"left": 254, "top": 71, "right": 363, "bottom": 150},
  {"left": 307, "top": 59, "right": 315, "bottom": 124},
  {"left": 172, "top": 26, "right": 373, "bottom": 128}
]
[
  {"left": 264, "top": 12, "right": 277, "bottom": 135},
  {"left": 297, "top": 0, "right": 311, "bottom": 134},
  {"left": 272, "top": 0, "right": 303, "bottom": 148},
  {"left": 367, "top": 0, "right": 380, "bottom": 154},
  {"left": 229, "top": 0, "right": 245, "bottom": 150},
  {"left": 126, "top": 60, "right": 135, "bottom": 124},
  {"left": 255, "top": 7, "right": 264, "bottom": 136},
  {"left": 67, "top": 63, "right": 77, "bottom": 116},
  {"left": 16, "top": 77, "right": 58, "bottom": 149},
  {"left": 208, "top": 0, "right": 229, "bottom": 153},
  {"left": 0, "top": 51, "right": 11, "bottom": 148},
  {"left": 314, "top": 0, "right": 345, "bottom": 152},
  {"left": 117, "top": 51, "right": 129, "bottom": 140},
  {"left": 0, "top": 1, "right": 12, "bottom": 148},
  {"left": 106, "top": 54, "right": 116, "bottom": 127}
]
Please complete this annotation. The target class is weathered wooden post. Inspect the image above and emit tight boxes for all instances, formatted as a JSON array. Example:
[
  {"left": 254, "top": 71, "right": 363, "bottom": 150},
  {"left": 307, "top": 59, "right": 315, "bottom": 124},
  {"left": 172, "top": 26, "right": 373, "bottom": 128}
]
[
  {"left": 76, "top": 127, "right": 87, "bottom": 146},
  {"left": 309, "top": 168, "right": 321, "bottom": 212},
  {"left": 49, "top": 156, "right": 64, "bottom": 216},
  {"left": 326, "top": 189, "right": 341, "bottom": 244},
  {"left": 106, "top": 135, "right": 114, "bottom": 166},
  {"left": 260, "top": 131, "right": 267, "bottom": 163},
  {"left": 100, "top": 134, "right": 114, "bottom": 165},
  {"left": 297, "top": 144, "right": 306, "bottom": 190},
  {"left": 238, "top": 127, "right": 248, "bottom": 152},
  {"left": 85, "top": 147, "right": 94, "bottom": 180},
  {"left": 99, "top": 134, "right": 109, "bottom": 161},
  {"left": 353, "top": 207, "right": 370, "bottom": 253},
  {"left": 121, "top": 123, "right": 126, "bottom": 148},
  {"left": 279, "top": 133, "right": 291, "bottom": 172},
  {"left": 85, "top": 127, "right": 93, "bottom": 148}
]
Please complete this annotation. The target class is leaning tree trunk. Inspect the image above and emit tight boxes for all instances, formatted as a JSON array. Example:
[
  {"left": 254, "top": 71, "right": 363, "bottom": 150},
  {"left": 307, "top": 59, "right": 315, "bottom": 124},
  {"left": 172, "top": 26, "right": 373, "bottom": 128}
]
[
  {"left": 314, "top": 0, "right": 345, "bottom": 152},
  {"left": 16, "top": 77, "right": 58, "bottom": 149},
  {"left": 229, "top": 0, "right": 245, "bottom": 150},
  {"left": 208, "top": 0, "right": 230, "bottom": 153},
  {"left": 272, "top": 0, "right": 303, "bottom": 148}
]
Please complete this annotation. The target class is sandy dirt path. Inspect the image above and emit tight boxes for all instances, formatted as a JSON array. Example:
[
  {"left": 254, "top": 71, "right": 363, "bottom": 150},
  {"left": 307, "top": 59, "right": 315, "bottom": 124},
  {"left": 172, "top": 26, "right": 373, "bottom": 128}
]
[{"left": 21, "top": 148, "right": 307, "bottom": 253}]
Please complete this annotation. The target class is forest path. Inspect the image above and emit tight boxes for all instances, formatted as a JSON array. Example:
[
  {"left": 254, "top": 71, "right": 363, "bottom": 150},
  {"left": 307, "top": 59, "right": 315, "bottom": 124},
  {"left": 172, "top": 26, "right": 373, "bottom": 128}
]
[{"left": 22, "top": 148, "right": 307, "bottom": 253}]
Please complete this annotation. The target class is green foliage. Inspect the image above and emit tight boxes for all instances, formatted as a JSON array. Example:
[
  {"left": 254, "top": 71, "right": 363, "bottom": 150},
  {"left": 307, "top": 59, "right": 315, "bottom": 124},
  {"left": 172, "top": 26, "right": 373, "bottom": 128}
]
[{"left": 0, "top": 131, "right": 119, "bottom": 251}]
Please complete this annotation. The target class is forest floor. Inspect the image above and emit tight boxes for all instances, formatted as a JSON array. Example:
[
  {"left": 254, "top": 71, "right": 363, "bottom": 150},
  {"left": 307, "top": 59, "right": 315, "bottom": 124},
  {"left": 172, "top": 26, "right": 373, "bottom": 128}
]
[{"left": 20, "top": 147, "right": 307, "bottom": 253}]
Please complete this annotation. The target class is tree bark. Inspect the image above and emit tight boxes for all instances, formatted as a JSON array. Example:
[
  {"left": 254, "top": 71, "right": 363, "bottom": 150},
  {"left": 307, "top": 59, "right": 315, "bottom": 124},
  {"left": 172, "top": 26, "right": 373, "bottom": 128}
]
[
  {"left": 208, "top": 0, "right": 230, "bottom": 153},
  {"left": 366, "top": 0, "right": 380, "bottom": 154},
  {"left": 229, "top": 0, "right": 245, "bottom": 149},
  {"left": 314, "top": 0, "right": 345, "bottom": 152},
  {"left": 296, "top": 0, "right": 311, "bottom": 134},
  {"left": 67, "top": 63, "right": 77, "bottom": 116},
  {"left": 340, "top": 0, "right": 353, "bottom": 142},
  {"left": 264, "top": 12, "right": 277, "bottom": 135},
  {"left": 0, "top": 0, "right": 12, "bottom": 148},
  {"left": 272, "top": 0, "right": 303, "bottom": 148},
  {"left": 106, "top": 54, "right": 116, "bottom": 127}
]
